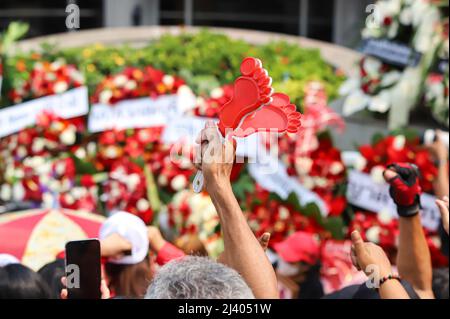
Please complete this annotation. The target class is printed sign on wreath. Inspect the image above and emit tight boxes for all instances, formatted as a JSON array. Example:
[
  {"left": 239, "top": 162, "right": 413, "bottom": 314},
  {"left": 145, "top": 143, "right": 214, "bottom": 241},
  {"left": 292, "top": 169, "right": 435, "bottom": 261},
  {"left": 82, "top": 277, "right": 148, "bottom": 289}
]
[
  {"left": 347, "top": 170, "right": 440, "bottom": 231},
  {"left": 0, "top": 86, "right": 89, "bottom": 138}
]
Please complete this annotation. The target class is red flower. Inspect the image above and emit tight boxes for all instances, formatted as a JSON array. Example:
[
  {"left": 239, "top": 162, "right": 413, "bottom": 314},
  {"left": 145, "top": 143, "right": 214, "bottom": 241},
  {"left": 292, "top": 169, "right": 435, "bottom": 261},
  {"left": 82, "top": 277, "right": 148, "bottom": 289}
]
[
  {"left": 80, "top": 175, "right": 96, "bottom": 188},
  {"left": 383, "top": 16, "right": 393, "bottom": 26}
]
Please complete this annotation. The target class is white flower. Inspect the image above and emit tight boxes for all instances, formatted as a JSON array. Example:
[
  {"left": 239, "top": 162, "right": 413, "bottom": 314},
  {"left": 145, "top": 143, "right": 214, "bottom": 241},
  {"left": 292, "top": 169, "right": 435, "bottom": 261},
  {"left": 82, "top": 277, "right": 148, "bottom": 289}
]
[
  {"left": 70, "top": 70, "right": 85, "bottom": 84},
  {"left": 59, "top": 126, "right": 77, "bottom": 145},
  {"left": 301, "top": 176, "right": 315, "bottom": 190},
  {"left": 368, "top": 91, "right": 391, "bottom": 113},
  {"left": 0, "top": 184, "right": 12, "bottom": 201},
  {"left": 210, "top": 88, "right": 224, "bottom": 99},
  {"left": 363, "top": 57, "right": 382, "bottom": 78},
  {"left": 378, "top": 208, "right": 393, "bottom": 225},
  {"left": 385, "top": 0, "right": 402, "bottom": 15},
  {"left": 45, "top": 72, "right": 57, "bottom": 82},
  {"left": 104, "top": 146, "right": 119, "bottom": 159},
  {"left": 99, "top": 90, "right": 113, "bottom": 104},
  {"left": 314, "top": 177, "right": 328, "bottom": 188},
  {"left": 5, "top": 164, "right": 15, "bottom": 181},
  {"left": 125, "top": 80, "right": 137, "bottom": 91},
  {"left": 87, "top": 142, "right": 97, "bottom": 156},
  {"left": 64, "top": 194, "right": 75, "bottom": 205},
  {"left": 171, "top": 175, "right": 188, "bottom": 191},
  {"left": 387, "top": 21, "right": 400, "bottom": 39},
  {"left": 197, "top": 97, "right": 207, "bottom": 114},
  {"left": 72, "top": 187, "right": 87, "bottom": 199},
  {"left": 110, "top": 183, "right": 121, "bottom": 198},
  {"left": 295, "top": 157, "right": 313, "bottom": 175},
  {"left": 362, "top": 27, "right": 382, "bottom": 39},
  {"left": 12, "top": 183, "right": 25, "bottom": 201},
  {"left": 399, "top": 7, "right": 413, "bottom": 25},
  {"left": 343, "top": 90, "right": 370, "bottom": 116},
  {"left": 412, "top": 5, "right": 440, "bottom": 52},
  {"left": 35, "top": 161, "right": 51, "bottom": 177},
  {"left": 158, "top": 174, "right": 168, "bottom": 187},
  {"left": 32, "top": 138, "right": 46, "bottom": 154},
  {"left": 113, "top": 75, "right": 128, "bottom": 87},
  {"left": 61, "top": 178, "right": 72, "bottom": 192},
  {"left": 24, "top": 156, "right": 42, "bottom": 169},
  {"left": 14, "top": 168, "right": 24, "bottom": 179},
  {"left": 162, "top": 75, "right": 175, "bottom": 88},
  {"left": 137, "top": 198, "right": 150, "bottom": 212},
  {"left": 39, "top": 174, "right": 50, "bottom": 186},
  {"left": 178, "top": 157, "right": 193, "bottom": 170},
  {"left": 177, "top": 85, "right": 193, "bottom": 96},
  {"left": 366, "top": 226, "right": 381, "bottom": 243},
  {"left": 17, "top": 146, "right": 28, "bottom": 159},
  {"left": 51, "top": 59, "right": 65, "bottom": 70},
  {"left": 339, "top": 78, "right": 360, "bottom": 96},
  {"left": 393, "top": 135, "right": 406, "bottom": 150},
  {"left": 110, "top": 168, "right": 126, "bottom": 181},
  {"left": 8, "top": 135, "right": 18, "bottom": 150},
  {"left": 279, "top": 206, "right": 290, "bottom": 220},
  {"left": 48, "top": 180, "right": 61, "bottom": 193},
  {"left": 329, "top": 162, "right": 344, "bottom": 175},
  {"left": 74, "top": 147, "right": 86, "bottom": 159},
  {"left": 342, "top": 151, "right": 368, "bottom": 171},
  {"left": 381, "top": 71, "right": 401, "bottom": 87},
  {"left": 371, "top": 165, "right": 386, "bottom": 184},
  {"left": 126, "top": 173, "right": 141, "bottom": 192},
  {"left": 54, "top": 81, "right": 69, "bottom": 94},
  {"left": 355, "top": 155, "right": 367, "bottom": 171},
  {"left": 55, "top": 162, "right": 66, "bottom": 176}
]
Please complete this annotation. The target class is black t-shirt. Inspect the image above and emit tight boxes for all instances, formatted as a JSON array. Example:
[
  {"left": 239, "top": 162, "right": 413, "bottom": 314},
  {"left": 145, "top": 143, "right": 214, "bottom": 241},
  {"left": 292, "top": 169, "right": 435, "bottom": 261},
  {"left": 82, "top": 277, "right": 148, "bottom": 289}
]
[{"left": 322, "top": 280, "right": 420, "bottom": 299}]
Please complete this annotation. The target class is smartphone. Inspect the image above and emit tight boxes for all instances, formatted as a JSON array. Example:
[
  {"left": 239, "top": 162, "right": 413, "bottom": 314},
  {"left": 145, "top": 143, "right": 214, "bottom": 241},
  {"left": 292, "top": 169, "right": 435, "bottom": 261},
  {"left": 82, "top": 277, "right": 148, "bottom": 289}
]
[{"left": 65, "top": 239, "right": 102, "bottom": 299}]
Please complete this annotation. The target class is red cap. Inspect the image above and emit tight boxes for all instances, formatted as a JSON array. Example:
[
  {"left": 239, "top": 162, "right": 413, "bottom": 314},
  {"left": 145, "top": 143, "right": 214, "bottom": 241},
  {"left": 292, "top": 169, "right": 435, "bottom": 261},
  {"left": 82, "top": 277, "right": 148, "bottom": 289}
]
[{"left": 273, "top": 231, "right": 320, "bottom": 264}]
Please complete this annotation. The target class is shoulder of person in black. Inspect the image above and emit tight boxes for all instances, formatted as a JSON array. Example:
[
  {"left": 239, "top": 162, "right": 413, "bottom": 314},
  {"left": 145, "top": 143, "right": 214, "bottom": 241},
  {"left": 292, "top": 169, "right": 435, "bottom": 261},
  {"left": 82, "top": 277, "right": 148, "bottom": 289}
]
[{"left": 322, "top": 280, "right": 420, "bottom": 299}]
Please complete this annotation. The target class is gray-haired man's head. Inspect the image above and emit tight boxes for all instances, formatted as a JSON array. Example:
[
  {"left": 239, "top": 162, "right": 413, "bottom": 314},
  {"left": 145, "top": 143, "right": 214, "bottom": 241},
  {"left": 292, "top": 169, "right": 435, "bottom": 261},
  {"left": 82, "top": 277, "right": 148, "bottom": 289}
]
[{"left": 145, "top": 256, "right": 254, "bottom": 299}]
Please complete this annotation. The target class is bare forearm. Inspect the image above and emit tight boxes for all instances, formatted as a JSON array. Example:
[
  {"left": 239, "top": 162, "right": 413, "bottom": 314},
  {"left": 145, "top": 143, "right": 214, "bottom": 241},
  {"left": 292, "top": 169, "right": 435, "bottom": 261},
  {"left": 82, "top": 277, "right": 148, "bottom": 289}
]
[
  {"left": 433, "top": 164, "right": 449, "bottom": 199},
  {"left": 397, "top": 214, "right": 433, "bottom": 297},
  {"left": 379, "top": 281, "right": 410, "bottom": 299},
  {"left": 209, "top": 183, "right": 278, "bottom": 299}
]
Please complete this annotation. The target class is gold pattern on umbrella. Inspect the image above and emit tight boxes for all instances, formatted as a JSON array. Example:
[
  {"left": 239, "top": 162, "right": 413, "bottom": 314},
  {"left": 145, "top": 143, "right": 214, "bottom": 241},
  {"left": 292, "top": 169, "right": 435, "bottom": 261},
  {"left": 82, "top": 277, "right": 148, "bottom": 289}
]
[{"left": 0, "top": 209, "right": 105, "bottom": 271}]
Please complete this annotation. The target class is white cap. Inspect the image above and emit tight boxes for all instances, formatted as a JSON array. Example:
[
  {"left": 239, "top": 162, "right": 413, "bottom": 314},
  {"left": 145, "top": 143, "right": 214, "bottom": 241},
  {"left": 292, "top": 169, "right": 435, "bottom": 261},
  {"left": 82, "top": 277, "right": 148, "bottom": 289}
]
[
  {"left": 0, "top": 254, "right": 20, "bottom": 267},
  {"left": 99, "top": 211, "right": 149, "bottom": 265}
]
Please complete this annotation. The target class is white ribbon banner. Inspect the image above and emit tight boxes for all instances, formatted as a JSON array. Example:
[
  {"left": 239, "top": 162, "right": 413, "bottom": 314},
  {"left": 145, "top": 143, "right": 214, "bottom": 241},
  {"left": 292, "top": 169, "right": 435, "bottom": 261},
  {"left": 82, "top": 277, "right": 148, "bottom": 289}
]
[
  {"left": 161, "top": 115, "right": 270, "bottom": 160},
  {"left": 347, "top": 170, "right": 440, "bottom": 231},
  {"left": 88, "top": 92, "right": 196, "bottom": 133},
  {"left": 0, "top": 86, "right": 89, "bottom": 138},
  {"left": 248, "top": 159, "right": 328, "bottom": 215}
]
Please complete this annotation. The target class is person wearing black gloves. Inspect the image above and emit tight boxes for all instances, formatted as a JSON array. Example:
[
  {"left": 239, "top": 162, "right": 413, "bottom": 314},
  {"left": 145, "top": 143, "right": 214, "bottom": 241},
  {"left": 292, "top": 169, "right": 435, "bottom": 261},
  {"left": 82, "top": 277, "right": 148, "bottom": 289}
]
[{"left": 383, "top": 163, "right": 435, "bottom": 299}]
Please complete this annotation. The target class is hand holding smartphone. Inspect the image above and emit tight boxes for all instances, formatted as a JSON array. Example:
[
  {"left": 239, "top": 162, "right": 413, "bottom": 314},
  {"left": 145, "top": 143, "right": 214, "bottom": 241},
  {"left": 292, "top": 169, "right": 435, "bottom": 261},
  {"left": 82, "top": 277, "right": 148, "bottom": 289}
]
[{"left": 65, "top": 239, "right": 102, "bottom": 299}]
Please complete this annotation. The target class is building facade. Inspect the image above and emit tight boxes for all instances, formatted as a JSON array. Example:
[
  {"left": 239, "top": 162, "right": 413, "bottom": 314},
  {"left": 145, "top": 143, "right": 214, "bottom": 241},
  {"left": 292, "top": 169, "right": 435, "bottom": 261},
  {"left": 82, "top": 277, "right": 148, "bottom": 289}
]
[{"left": 0, "top": 0, "right": 372, "bottom": 48}]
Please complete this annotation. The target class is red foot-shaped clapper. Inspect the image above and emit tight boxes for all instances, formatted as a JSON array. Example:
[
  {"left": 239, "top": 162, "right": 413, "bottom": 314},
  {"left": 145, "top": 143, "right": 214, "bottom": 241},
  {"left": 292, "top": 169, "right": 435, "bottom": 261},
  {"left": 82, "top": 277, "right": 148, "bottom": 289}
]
[
  {"left": 194, "top": 57, "right": 274, "bottom": 194},
  {"left": 217, "top": 57, "right": 274, "bottom": 136},
  {"left": 232, "top": 93, "right": 302, "bottom": 138}
]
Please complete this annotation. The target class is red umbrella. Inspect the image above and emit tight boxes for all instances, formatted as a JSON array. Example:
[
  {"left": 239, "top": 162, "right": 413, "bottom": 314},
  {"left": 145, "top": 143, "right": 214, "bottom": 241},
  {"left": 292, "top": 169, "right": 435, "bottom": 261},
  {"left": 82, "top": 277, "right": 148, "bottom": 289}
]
[{"left": 0, "top": 208, "right": 105, "bottom": 271}]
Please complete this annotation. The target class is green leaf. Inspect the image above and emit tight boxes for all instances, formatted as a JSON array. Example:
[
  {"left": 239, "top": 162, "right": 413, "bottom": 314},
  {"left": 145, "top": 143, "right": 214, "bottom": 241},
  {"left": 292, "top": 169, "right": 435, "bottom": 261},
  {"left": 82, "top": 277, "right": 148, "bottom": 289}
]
[
  {"left": 371, "top": 132, "right": 385, "bottom": 145},
  {"left": 323, "top": 217, "right": 345, "bottom": 239},
  {"left": 144, "top": 165, "right": 162, "bottom": 213},
  {"left": 71, "top": 155, "right": 98, "bottom": 175},
  {"left": 1, "top": 22, "right": 29, "bottom": 54}
]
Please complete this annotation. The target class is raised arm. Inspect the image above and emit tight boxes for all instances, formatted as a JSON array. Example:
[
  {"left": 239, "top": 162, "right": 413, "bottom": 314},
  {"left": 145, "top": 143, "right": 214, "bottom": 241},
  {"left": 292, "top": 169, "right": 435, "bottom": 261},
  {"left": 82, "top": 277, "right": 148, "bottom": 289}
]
[
  {"left": 383, "top": 164, "right": 434, "bottom": 299},
  {"left": 350, "top": 231, "right": 410, "bottom": 299},
  {"left": 195, "top": 121, "right": 279, "bottom": 299},
  {"left": 426, "top": 132, "right": 449, "bottom": 199}
]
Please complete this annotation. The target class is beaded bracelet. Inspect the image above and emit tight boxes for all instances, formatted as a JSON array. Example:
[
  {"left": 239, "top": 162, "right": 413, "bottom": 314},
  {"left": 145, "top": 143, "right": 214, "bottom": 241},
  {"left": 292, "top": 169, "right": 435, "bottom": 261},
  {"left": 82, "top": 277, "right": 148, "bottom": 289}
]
[{"left": 379, "top": 274, "right": 401, "bottom": 286}]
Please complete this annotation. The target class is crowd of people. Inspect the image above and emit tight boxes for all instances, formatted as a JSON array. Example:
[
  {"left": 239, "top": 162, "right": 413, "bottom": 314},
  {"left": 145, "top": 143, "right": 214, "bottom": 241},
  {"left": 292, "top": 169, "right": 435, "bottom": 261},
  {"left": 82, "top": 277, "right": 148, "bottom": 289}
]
[{"left": 0, "top": 121, "right": 448, "bottom": 299}]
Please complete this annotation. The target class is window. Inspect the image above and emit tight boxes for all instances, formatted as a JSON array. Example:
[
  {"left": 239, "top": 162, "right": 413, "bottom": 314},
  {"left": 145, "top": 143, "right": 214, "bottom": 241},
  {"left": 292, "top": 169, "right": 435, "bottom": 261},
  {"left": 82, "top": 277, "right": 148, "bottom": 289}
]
[{"left": 0, "top": 0, "right": 104, "bottom": 38}]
